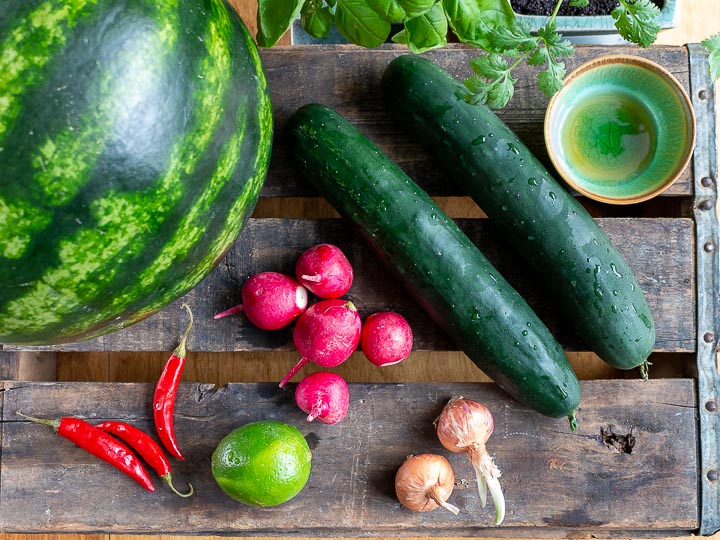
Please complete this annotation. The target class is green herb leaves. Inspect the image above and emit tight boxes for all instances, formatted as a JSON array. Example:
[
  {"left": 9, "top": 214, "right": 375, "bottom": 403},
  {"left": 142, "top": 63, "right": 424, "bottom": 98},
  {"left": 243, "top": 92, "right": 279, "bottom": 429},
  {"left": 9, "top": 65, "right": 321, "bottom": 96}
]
[
  {"left": 465, "top": 54, "right": 516, "bottom": 109},
  {"left": 393, "top": 3, "right": 447, "bottom": 53},
  {"left": 611, "top": 0, "right": 661, "bottom": 48},
  {"left": 301, "top": 0, "right": 334, "bottom": 39},
  {"left": 465, "top": 20, "right": 572, "bottom": 109},
  {"left": 256, "top": 0, "right": 305, "bottom": 47},
  {"left": 335, "top": 0, "right": 391, "bottom": 47},
  {"left": 702, "top": 31, "right": 720, "bottom": 81},
  {"left": 256, "top": 0, "right": 668, "bottom": 108}
]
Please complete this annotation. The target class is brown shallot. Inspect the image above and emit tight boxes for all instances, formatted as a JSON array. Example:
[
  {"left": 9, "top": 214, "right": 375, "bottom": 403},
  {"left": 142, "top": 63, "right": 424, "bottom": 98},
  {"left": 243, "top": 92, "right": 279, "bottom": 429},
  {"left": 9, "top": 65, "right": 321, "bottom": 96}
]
[
  {"left": 395, "top": 454, "right": 459, "bottom": 515},
  {"left": 436, "top": 396, "right": 505, "bottom": 525}
]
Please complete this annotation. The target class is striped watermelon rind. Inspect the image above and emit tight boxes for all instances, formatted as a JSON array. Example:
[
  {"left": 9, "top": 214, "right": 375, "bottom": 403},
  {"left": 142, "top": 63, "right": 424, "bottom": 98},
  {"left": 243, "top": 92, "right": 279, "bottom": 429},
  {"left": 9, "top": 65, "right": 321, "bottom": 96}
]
[{"left": 0, "top": 0, "right": 273, "bottom": 345}]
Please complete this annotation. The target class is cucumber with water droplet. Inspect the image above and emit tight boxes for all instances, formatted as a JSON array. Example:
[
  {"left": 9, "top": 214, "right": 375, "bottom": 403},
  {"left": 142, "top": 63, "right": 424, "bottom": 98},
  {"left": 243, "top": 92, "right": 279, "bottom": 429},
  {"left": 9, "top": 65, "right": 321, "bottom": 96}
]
[
  {"left": 287, "top": 103, "right": 580, "bottom": 420},
  {"left": 382, "top": 55, "right": 655, "bottom": 371}
]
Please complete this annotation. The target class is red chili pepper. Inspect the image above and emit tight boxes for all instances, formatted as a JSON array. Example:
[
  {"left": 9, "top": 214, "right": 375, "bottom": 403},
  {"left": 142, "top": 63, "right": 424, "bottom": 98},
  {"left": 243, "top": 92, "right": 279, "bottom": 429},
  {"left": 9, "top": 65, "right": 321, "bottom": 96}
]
[
  {"left": 16, "top": 411, "right": 155, "bottom": 492},
  {"left": 154, "top": 303, "right": 193, "bottom": 460},
  {"left": 96, "top": 421, "right": 193, "bottom": 497}
]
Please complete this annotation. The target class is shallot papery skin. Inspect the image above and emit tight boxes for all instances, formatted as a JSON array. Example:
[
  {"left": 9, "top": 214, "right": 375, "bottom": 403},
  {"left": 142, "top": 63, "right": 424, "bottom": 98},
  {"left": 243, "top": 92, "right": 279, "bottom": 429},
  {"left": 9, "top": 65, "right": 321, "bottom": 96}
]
[
  {"left": 395, "top": 454, "right": 459, "bottom": 515},
  {"left": 436, "top": 396, "right": 505, "bottom": 525},
  {"left": 436, "top": 397, "right": 494, "bottom": 451}
]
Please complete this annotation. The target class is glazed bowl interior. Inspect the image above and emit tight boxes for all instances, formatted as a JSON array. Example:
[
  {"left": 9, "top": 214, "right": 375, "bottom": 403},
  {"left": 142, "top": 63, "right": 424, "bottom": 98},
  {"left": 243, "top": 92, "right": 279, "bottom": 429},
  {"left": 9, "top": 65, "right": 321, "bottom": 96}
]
[{"left": 544, "top": 55, "right": 695, "bottom": 204}]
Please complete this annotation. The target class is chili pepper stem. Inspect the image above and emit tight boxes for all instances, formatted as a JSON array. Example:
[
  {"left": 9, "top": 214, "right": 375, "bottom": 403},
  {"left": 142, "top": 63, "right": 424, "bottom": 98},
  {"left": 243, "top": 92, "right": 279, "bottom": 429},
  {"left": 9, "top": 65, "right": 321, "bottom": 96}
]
[
  {"left": 173, "top": 304, "right": 194, "bottom": 358},
  {"left": 162, "top": 473, "right": 194, "bottom": 498},
  {"left": 15, "top": 411, "right": 60, "bottom": 430}
]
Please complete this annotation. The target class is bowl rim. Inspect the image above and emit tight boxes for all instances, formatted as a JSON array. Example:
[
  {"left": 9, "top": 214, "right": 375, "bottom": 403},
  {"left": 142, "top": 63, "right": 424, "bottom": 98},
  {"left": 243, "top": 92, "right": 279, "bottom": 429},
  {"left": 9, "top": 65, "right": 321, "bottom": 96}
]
[{"left": 544, "top": 54, "right": 696, "bottom": 205}]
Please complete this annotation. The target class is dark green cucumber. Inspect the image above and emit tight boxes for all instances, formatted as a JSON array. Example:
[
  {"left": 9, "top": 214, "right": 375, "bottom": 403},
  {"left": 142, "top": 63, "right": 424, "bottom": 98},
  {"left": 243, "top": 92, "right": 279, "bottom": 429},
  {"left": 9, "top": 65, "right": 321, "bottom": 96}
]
[
  {"left": 382, "top": 55, "right": 655, "bottom": 371},
  {"left": 287, "top": 103, "right": 580, "bottom": 420}
]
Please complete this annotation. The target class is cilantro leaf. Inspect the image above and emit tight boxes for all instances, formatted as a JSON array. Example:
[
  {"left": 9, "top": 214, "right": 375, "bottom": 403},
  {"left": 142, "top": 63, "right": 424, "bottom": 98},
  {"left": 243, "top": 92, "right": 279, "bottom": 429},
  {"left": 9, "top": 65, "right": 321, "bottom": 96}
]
[
  {"left": 702, "top": 32, "right": 720, "bottom": 81},
  {"left": 486, "top": 19, "right": 536, "bottom": 56},
  {"left": 538, "top": 57, "right": 566, "bottom": 96},
  {"left": 465, "top": 53, "right": 516, "bottom": 109},
  {"left": 611, "top": 0, "right": 661, "bottom": 48},
  {"left": 528, "top": 23, "right": 572, "bottom": 97},
  {"left": 537, "top": 22, "right": 573, "bottom": 58},
  {"left": 570, "top": 0, "right": 589, "bottom": 7}
]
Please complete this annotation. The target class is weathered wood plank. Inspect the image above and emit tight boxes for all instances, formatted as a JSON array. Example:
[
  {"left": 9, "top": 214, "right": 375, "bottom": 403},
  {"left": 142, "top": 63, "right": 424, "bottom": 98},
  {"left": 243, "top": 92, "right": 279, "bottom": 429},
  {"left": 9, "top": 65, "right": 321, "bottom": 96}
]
[
  {"left": 258, "top": 44, "right": 693, "bottom": 198},
  {"left": 0, "top": 352, "right": 57, "bottom": 382},
  {"left": 0, "top": 356, "right": 19, "bottom": 382},
  {"left": 0, "top": 380, "right": 697, "bottom": 535},
  {"left": 2, "top": 217, "right": 695, "bottom": 355}
]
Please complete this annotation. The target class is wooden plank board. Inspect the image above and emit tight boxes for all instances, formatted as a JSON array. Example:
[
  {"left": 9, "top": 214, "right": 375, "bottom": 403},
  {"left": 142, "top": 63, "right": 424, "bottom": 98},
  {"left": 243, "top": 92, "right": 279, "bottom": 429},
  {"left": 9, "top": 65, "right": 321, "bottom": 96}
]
[
  {"left": 258, "top": 44, "right": 693, "bottom": 198},
  {"left": 0, "top": 380, "right": 698, "bottom": 536},
  {"left": 0, "top": 353, "right": 57, "bottom": 381},
  {"left": 1, "top": 217, "right": 695, "bottom": 355}
]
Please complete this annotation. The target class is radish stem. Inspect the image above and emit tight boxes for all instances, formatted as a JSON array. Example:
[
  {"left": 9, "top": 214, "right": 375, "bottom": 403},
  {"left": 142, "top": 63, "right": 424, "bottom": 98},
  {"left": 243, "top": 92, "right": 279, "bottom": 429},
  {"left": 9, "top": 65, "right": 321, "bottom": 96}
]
[
  {"left": 213, "top": 305, "right": 244, "bottom": 319},
  {"left": 279, "top": 357, "right": 310, "bottom": 388}
]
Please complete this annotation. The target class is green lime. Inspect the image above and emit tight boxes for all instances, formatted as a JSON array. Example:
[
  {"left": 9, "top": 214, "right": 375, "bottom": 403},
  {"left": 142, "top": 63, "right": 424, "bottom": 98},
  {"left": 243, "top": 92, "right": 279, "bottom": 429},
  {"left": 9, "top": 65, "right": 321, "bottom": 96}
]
[{"left": 211, "top": 420, "right": 312, "bottom": 506}]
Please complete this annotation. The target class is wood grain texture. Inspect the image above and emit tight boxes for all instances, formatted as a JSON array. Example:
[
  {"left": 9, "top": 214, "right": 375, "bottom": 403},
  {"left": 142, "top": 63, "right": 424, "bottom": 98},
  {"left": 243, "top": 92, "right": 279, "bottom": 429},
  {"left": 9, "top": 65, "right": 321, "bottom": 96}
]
[
  {"left": 0, "top": 353, "right": 57, "bottom": 382},
  {"left": 0, "top": 380, "right": 698, "bottom": 535},
  {"left": 1, "top": 218, "right": 695, "bottom": 355},
  {"left": 258, "top": 45, "right": 693, "bottom": 198}
]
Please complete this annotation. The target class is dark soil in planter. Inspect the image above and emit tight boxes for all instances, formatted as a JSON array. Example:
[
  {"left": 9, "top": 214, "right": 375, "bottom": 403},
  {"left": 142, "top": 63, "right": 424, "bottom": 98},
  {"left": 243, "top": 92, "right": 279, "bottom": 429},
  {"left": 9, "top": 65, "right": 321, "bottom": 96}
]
[{"left": 512, "top": 0, "right": 663, "bottom": 17}]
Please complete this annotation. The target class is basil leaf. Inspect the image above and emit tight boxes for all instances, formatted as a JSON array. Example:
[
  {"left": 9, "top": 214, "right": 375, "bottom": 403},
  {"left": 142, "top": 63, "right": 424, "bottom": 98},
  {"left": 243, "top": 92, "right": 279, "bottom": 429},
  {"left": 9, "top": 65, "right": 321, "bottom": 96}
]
[
  {"left": 367, "top": 0, "right": 407, "bottom": 22},
  {"left": 403, "top": 3, "right": 447, "bottom": 53},
  {"left": 443, "top": 0, "right": 514, "bottom": 44},
  {"left": 301, "top": 0, "right": 334, "bottom": 38},
  {"left": 256, "top": 0, "right": 305, "bottom": 47},
  {"left": 335, "top": 0, "right": 392, "bottom": 47},
  {"left": 398, "top": 0, "right": 437, "bottom": 19},
  {"left": 391, "top": 28, "right": 408, "bottom": 43}
]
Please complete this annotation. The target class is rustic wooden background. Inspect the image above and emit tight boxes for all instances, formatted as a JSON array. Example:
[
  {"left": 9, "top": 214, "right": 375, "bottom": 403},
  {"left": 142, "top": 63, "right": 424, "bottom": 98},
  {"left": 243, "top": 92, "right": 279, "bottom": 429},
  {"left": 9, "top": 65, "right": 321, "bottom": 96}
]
[{"left": 2, "top": 1, "right": 718, "bottom": 540}]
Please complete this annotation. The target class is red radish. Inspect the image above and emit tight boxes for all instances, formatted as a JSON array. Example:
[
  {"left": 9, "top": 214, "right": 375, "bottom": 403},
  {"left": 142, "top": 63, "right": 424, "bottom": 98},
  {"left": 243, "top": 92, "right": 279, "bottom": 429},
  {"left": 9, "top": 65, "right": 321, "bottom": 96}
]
[
  {"left": 213, "top": 272, "right": 308, "bottom": 330},
  {"left": 295, "top": 243, "right": 353, "bottom": 299},
  {"left": 279, "top": 299, "right": 362, "bottom": 387},
  {"left": 361, "top": 311, "right": 413, "bottom": 367},
  {"left": 295, "top": 371, "right": 350, "bottom": 424}
]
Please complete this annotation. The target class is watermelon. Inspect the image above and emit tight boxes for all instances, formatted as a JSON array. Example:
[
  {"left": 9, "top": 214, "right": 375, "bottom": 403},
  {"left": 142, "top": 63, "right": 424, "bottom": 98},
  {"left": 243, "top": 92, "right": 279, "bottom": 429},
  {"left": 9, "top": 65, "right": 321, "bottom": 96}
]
[{"left": 0, "top": 0, "right": 273, "bottom": 345}]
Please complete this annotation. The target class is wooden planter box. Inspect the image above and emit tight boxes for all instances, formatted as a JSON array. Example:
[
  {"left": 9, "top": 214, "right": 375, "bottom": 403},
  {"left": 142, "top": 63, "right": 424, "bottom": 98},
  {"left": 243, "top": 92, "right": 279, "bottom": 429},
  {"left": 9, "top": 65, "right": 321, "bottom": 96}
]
[{"left": 1, "top": 44, "right": 718, "bottom": 537}]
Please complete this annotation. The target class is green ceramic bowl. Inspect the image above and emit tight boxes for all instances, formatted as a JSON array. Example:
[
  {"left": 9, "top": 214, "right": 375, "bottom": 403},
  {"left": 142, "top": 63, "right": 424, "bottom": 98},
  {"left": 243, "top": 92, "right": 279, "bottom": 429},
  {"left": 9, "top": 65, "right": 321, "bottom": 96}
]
[{"left": 544, "top": 55, "right": 695, "bottom": 204}]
